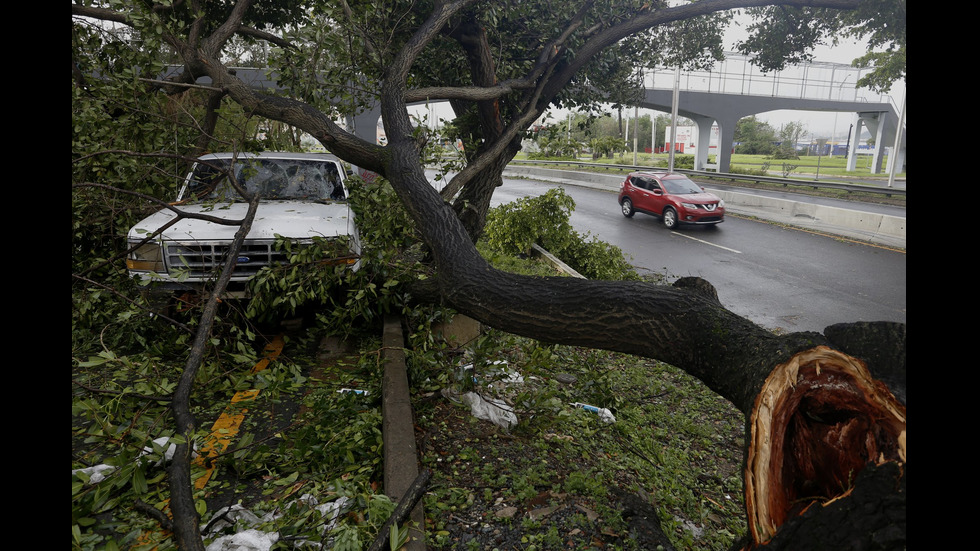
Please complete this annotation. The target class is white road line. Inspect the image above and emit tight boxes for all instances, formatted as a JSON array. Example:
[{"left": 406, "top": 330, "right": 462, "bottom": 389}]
[{"left": 671, "top": 232, "right": 742, "bottom": 253}]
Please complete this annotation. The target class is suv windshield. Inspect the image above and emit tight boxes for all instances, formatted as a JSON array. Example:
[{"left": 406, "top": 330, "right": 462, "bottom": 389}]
[
  {"left": 183, "top": 158, "right": 346, "bottom": 202},
  {"left": 661, "top": 176, "right": 702, "bottom": 195}
]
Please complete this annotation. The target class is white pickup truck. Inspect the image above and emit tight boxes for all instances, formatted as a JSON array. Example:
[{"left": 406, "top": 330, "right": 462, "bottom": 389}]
[{"left": 126, "top": 152, "right": 361, "bottom": 298}]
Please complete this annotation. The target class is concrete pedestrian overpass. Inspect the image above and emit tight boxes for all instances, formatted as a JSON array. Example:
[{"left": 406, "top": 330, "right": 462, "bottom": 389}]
[{"left": 638, "top": 54, "right": 905, "bottom": 175}]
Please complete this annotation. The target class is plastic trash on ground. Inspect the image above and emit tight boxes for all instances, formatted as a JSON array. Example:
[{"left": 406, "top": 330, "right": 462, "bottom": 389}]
[
  {"left": 205, "top": 529, "right": 278, "bottom": 551},
  {"left": 72, "top": 464, "right": 116, "bottom": 484},
  {"left": 204, "top": 495, "right": 350, "bottom": 550},
  {"left": 571, "top": 402, "right": 616, "bottom": 423},
  {"left": 458, "top": 360, "right": 523, "bottom": 388},
  {"left": 72, "top": 436, "right": 189, "bottom": 484},
  {"left": 462, "top": 392, "right": 519, "bottom": 430}
]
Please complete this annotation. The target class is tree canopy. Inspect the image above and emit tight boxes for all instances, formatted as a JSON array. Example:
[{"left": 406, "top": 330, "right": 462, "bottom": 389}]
[{"left": 73, "top": 1, "right": 906, "bottom": 548}]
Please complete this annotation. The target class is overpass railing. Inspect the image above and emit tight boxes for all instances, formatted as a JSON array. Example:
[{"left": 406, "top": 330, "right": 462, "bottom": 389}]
[
  {"left": 642, "top": 53, "right": 892, "bottom": 105},
  {"left": 508, "top": 159, "right": 906, "bottom": 197}
]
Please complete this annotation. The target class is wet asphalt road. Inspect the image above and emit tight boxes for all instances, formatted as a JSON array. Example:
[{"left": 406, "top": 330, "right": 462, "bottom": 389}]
[{"left": 488, "top": 177, "right": 906, "bottom": 334}]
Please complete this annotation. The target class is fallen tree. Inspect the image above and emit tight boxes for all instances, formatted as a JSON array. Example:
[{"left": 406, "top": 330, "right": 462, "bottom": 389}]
[{"left": 73, "top": 0, "right": 906, "bottom": 548}]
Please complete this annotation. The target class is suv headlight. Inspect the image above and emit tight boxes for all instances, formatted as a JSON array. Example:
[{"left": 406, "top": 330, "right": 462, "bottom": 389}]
[{"left": 127, "top": 240, "right": 165, "bottom": 272}]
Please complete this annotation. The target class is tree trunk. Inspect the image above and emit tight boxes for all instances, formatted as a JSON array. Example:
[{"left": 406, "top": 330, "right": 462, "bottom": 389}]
[
  {"left": 443, "top": 19, "right": 524, "bottom": 241},
  {"left": 451, "top": 139, "right": 521, "bottom": 240}
]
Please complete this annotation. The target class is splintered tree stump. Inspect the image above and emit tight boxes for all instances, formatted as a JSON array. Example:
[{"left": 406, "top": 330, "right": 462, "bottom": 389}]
[{"left": 744, "top": 346, "right": 906, "bottom": 548}]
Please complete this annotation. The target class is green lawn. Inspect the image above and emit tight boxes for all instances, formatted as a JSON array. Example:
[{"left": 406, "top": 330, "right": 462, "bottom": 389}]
[{"left": 514, "top": 151, "right": 905, "bottom": 180}]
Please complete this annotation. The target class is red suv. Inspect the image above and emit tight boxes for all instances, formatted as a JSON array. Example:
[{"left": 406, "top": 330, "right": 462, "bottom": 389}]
[{"left": 618, "top": 171, "right": 725, "bottom": 228}]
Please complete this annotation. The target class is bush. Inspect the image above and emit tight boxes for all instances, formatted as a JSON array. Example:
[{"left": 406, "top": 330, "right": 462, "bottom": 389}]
[
  {"left": 483, "top": 189, "right": 639, "bottom": 281},
  {"left": 557, "top": 236, "right": 641, "bottom": 281},
  {"left": 672, "top": 155, "right": 695, "bottom": 169},
  {"left": 727, "top": 165, "right": 769, "bottom": 177},
  {"left": 483, "top": 188, "right": 576, "bottom": 256}
]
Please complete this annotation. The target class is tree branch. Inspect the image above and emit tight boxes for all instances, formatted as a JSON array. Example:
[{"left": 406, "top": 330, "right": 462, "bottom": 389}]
[
  {"left": 405, "top": 82, "right": 530, "bottom": 103},
  {"left": 72, "top": 4, "right": 131, "bottom": 24},
  {"left": 73, "top": 182, "right": 250, "bottom": 226},
  {"left": 236, "top": 24, "right": 294, "bottom": 49},
  {"left": 201, "top": 0, "right": 255, "bottom": 58},
  {"left": 167, "top": 192, "right": 261, "bottom": 551}
]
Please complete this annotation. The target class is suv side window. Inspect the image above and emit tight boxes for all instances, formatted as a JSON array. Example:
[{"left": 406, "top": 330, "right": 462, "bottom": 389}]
[{"left": 635, "top": 176, "right": 660, "bottom": 191}]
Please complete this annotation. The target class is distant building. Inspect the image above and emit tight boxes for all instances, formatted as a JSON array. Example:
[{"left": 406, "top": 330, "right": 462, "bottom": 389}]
[{"left": 663, "top": 125, "right": 719, "bottom": 155}]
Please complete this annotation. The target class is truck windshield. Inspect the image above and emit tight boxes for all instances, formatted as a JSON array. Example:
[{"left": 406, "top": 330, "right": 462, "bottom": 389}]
[{"left": 183, "top": 158, "right": 347, "bottom": 202}]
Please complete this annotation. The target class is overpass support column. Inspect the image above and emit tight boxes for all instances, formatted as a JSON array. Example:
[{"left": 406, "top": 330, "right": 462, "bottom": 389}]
[
  {"left": 714, "top": 116, "right": 737, "bottom": 173},
  {"left": 870, "top": 112, "right": 887, "bottom": 174},
  {"left": 690, "top": 116, "right": 714, "bottom": 171},
  {"left": 854, "top": 111, "right": 887, "bottom": 174},
  {"left": 347, "top": 104, "right": 383, "bottom": 145}
]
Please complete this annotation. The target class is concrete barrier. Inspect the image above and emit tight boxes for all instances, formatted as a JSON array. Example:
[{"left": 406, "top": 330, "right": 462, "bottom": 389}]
[{"left": 712, "top": 189, "right": 906, "bottom": 248}]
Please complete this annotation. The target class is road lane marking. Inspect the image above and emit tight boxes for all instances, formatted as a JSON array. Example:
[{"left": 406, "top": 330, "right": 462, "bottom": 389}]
[
  {"left": 135, "top": 335, "right": 285, "bottom": 548},
  {"left": 194, "top": 335, "right": 284, "bottom": 490},
  {"left": 671, "top": 232, "right": 742, "bottom": 253}
]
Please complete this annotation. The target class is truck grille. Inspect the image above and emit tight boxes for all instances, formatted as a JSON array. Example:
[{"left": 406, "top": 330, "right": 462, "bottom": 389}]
[{"left": 165, "top": 241, "right": 287, "bottom": 279}]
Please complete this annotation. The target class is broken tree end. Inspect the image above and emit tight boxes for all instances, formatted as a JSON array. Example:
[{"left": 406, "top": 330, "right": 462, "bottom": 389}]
[{"left": 745, "top": 346, "right": 906, "bottom": 546}]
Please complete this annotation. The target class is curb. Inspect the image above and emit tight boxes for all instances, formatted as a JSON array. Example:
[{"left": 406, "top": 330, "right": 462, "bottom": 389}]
[{"left": 382, "top": 316, "right": 426, "bottom": 550}]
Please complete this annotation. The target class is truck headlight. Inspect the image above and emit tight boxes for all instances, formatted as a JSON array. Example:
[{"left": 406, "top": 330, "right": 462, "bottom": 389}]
[{"left": 127, "top": 241, "right": 165, "bottom": 272}]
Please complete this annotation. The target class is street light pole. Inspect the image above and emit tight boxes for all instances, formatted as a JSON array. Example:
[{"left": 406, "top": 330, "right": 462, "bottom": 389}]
[
  {"left": 633, "top": 103, "right": 639, "bottom": 165},
  {"left": 668, "top": 67, "right": 680, "bottom": 172}
]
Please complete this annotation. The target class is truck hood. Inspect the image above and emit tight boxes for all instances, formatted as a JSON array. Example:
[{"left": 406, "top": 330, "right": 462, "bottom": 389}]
[{"left": 129, "top": 201, "right": 357, "bottom": 242}]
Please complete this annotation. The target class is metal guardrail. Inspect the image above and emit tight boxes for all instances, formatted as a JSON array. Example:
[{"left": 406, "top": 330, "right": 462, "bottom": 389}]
[{"left": 508, "top": 159, "right": 906, "bottom": 197}]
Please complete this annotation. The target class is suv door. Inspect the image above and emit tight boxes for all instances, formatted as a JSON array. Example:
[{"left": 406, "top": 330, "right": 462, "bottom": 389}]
[
  {"left": 629, "top": 176, "right": 655, "bottom": 213},
  {"left": 646, "top": 177, "right": 669, "bottom": 216}
]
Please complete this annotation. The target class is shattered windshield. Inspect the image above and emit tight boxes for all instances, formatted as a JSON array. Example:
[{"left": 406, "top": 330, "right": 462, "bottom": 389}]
[{"left": 182, "top": 158, "right": 347, "bottom": 202}]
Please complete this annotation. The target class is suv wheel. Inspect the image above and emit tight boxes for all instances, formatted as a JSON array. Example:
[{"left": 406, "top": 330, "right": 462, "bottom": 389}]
[
  {"left": 662, "top": 207, "right": 678, "bottom": 229},
  {"left": 621, "top": 198, "right": 635, "bottom": 218}
]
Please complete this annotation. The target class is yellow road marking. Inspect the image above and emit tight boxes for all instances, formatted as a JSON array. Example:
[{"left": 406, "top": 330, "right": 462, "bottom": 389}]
[
  {"left": 194, "top": 335, "right": 284, "bottom": 490},
  {"left": 136, "top": 335, "right": 285, "bottom": 548}
]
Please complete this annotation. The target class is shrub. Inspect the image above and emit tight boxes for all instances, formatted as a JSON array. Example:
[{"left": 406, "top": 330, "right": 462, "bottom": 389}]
[
  {"left": 483, "top": 188, "right": 576, "bottom": 256},
  {"left": 672, "top": 155, "right": 695, "bottom": 169},
  {"left": 727, "top": 165, "right": 769, "bottom": 177},
  {"left": 483, "top": 189, "right": 639, "bottom": 281}
]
